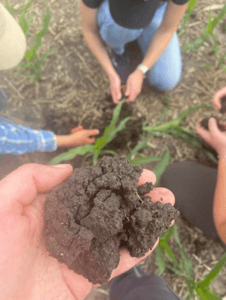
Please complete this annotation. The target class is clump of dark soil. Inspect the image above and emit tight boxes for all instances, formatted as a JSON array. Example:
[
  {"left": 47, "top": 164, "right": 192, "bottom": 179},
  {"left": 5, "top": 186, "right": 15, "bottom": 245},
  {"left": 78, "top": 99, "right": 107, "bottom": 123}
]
[
  {"left": 220, "top": 96, "right": 226, "bottom": 114},
  {"left": 200, "top": 117, "right": 226, "bottom": 131},
  {"left": 45, "top": 156, "right": 179, "bottom": 284}
]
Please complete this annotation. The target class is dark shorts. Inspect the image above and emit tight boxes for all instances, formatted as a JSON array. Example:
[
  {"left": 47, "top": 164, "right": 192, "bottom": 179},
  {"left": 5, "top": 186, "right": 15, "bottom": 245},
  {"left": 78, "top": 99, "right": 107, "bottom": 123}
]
[
  {"left": 110, "top": 267, "right": 181, "bottom": 300},
  {"left": 161, "top": 161, "right": 219, "bottom": 240}
]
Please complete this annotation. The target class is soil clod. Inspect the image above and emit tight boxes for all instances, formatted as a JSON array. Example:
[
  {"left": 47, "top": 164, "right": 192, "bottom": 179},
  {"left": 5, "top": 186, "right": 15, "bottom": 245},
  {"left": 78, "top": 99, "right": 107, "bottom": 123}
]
[
  {"left": 200, "top": 117, "right": 226, "bottom": 132},
  {"left": 45, "top": 156, "right": 179, "bottom": 284},
  {"left": 220, "top": 96, "right": 226, "bottom": 114}
]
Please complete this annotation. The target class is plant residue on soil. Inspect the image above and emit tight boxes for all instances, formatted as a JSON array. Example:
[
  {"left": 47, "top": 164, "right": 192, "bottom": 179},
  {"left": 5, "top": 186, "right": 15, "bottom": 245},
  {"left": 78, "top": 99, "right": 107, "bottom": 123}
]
[{"left": 45, "top": 156, "right": 179, "bottom": 284}]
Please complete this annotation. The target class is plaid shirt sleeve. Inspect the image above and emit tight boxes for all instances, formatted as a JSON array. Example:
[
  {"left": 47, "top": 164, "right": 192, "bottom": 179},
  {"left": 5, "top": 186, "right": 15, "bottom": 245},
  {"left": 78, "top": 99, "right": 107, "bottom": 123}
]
[{"left": 0, "top": 123, "right": 57, "bottom": 154}]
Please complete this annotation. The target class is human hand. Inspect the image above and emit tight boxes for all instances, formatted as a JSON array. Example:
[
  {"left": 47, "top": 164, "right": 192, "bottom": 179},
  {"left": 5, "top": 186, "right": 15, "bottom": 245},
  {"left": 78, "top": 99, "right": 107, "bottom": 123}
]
[
  {"left": 213, "top": 86, "right": 226, "bottom": 113},
  {"left": 125, "top": 69, "right": 144, "bottom": 102},
  {"left": 108, "top": 71, "right": 122, "bottom": 104},
  {"left": 196, "top": 117, "right": 226, "bottom": 157},
  {"left": 0, "top": 163, "right": 75, "bottom": 300},
  {"left": 0, "top": 165, "right": 175, "bottom": 300},
  {"left": 70, "top": 125, "right": 84, "bottom": 133},
  {"left": 56, "top": 128, "right": 99, "bottom": 147}
]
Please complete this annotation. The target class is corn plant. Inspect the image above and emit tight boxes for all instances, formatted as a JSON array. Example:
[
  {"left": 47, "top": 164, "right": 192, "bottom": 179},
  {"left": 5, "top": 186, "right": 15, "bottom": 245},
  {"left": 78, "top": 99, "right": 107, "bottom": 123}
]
[
  {"left": 155, "top": 224, "right": 226, "bottom": 300},
  {"left": 181, "top": 4, "right": 226, "bottom": 56},
  {"left": 4, "top": 0, "right": 55, "bottom": 82},
  {"left": 178, "top": 0, "right": 198, "bottom": 38},
  {"left": 143, "top": 103, "right": 218, "bottom": 164},
  {"left": 48, "top": 101, "right": 131, "bottom": 166}
]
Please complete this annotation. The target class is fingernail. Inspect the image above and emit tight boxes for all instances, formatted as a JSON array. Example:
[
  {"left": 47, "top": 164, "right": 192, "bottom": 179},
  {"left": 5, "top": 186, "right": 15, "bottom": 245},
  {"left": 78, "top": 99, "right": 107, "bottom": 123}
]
[
  {"left": 96, "top": 130, "right": 100, "bottom": 134},
  {"left": 53, "top": 164, "right": 71, "bottom": 168}
]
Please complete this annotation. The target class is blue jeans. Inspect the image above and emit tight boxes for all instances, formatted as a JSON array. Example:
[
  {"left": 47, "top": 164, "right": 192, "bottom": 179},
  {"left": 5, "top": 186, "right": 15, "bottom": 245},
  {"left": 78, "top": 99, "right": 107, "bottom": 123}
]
[{"left": 97, "top": 1, "right": 182, "bottom": 91}]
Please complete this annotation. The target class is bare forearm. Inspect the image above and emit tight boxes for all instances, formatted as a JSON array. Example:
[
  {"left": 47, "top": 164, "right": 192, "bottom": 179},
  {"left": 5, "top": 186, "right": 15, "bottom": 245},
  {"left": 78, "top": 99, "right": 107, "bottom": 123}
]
[
  {"left": 142, "top": 25, "right": 175, "bottom": 69},
  {"left": 83, "top": 29, "right": 115, "bottom": 77},
  {"left": 213, "top": 158, "right": 226, "bottom": 243}
]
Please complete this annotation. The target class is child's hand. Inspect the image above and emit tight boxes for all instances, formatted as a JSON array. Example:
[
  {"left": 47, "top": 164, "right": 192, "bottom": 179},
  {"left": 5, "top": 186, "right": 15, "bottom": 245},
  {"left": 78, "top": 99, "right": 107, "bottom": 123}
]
[
  {"left": 69, "top": 128, "right": 99, "bottom": 146},
  {"left": 213, "top": 86, "right": 226, "bottom": 113},
  {"left": 56, "top": 128, "right": 99, "bottom": 147},
  {"left": 70, "top": 125, "right": 84, "bottom": 134}
]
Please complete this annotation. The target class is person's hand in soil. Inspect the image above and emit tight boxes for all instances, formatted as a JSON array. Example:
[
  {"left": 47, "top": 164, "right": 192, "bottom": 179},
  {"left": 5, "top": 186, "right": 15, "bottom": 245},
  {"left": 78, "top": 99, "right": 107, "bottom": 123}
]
[
  {"left": 196, "top": 117, "right": 226, "bottom": 157},
  {"left": 56, "top": 128, "right": 99, "bottom": 147},
  {"left": 213, "top": 86, "right": 226, "bottom": 112},
  {"left": 125, "top": 69, "right": 144, "bottom": 102},
  {"left": 109, "top": 71, "right": 122, "bottom": 104},
  {"left": 0, "top": 163, "right": 175, "bottom": 300}
]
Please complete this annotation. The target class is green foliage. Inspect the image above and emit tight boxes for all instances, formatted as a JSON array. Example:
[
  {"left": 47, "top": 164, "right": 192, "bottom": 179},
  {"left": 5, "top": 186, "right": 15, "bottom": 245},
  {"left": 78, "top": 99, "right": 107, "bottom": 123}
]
[
  {"left": 4, "top": 0, "right": 55, "bottom": 82},
  {"left": 143, "top": 104, "right": 218, "bottom": 164},
  {"left": 153, "top": 148, "right": 170, "bottom": 184},
  {"left": 49, "top": 101, "right": 131, "bottom": 166},
  {"left": 181, "top": 4, "right": 226, "bottom": 70},
  {"left": 93, "top": 101, "right": 131, "bottom": 165},
  {"left": 178, "top": 0, "right": 198, "bottom": 38},
  {"left": 155, "top": 224, "right": 226, "bottom": 299}
]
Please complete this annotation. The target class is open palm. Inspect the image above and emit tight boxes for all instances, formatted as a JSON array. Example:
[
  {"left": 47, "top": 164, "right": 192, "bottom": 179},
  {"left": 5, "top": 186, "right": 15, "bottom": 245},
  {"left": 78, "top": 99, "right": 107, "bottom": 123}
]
[{"left": 0, "top": 164, "right": 175, "bottom": 300}]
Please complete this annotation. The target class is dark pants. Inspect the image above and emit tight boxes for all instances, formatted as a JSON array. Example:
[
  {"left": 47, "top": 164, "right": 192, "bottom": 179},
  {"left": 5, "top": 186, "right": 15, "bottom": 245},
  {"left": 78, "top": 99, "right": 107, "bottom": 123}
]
[
  {"left": 161, "top": 161, "right": 219, "bottom": 240},
  {"left": 110, "top": 267, "right": 181, "bottom": 300}
]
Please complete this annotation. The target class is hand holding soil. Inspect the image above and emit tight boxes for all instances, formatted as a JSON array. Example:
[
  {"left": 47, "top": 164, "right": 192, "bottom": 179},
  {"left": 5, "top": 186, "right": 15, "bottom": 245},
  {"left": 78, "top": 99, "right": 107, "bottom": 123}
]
[
  {"left": 212, "top": 86, "right": 226, "bottom": 113},
  {"left": 196, "top": 117, "right": 226, "bottom": 157},
  {"left": 45, "top": 156, "right": 178, "bottom": 287}
]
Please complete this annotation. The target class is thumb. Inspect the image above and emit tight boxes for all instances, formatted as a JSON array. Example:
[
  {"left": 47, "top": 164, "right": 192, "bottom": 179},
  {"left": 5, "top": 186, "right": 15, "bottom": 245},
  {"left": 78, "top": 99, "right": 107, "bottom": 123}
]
[{"left": 0, "top": 164, "right": 73, "bottom": 213}]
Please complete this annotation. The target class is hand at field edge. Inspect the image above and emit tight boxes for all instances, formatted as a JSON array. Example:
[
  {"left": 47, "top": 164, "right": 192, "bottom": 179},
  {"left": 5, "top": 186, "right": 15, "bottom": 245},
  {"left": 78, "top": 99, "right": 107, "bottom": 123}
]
[{"left": 196, "top": 117, "right": 226, "bottom": 157}]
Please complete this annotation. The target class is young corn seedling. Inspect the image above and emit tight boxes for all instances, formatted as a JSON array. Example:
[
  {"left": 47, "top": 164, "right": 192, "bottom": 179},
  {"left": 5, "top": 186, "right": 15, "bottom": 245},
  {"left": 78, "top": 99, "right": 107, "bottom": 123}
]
[
  {"left": 155, "top": 224, "right": 226, "bottom": 300},
  {"left": 178, "top": 0, "right": 198, "bottom": 38},
  {"left": 126, "top": 94, "right": 171, "bottom": 171},
  {"left": 48, "top": 100, "right": 131, "bottom": 166},
  {"left": 143, "top": 101, "right": 218, "bottom": 164},
  {"left": 181, "top": 4, "right": 226, "bottom": 53},
  {"left": 4, "top": 0, "right": 55, "bottom": 82}
]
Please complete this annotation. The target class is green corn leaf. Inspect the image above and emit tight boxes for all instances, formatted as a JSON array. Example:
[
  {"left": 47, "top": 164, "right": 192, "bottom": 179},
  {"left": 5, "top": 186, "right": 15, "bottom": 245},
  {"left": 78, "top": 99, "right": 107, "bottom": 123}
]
[
  {"left": 155, "top": 245, "right": 166, "bottom": 276},
  {"left": 172, "top": 224, "right": 194, "bottom": 280},
  {"left": 178, "top": 0, "right": 198, "bottom": 37},
  {"left": 156, "top": 93, "right": 170, "bottom": 126},
  {"left": 94, "top": 101, "right": 125, "bottom": 153},
  {"left": 159, "top": 226, "right": 173, "bottom": 243},
  {"left": 195, "top": 286, "right": 222, "bottom": 300},
  {"left": 25, "top": 6, "right": 51, "bottom": 62},
  {"left": 48, "top": 145, "right": 95, "bottom": 165},
  {"left": 161, "top": 240, "right": 181, "bottom": 268},
  {"left": 129, "top": 156, "right": 161, "bottom": 166},
  {"left": 153, "top": 148, "right": 170, "bottom": 184},
  {"left": 3, "top": 0, "right": 19, "bottom": 14},
  {"left": 196, "top": 251, "right": 226, "bottom": 289},
  {"left": 18, "top": 0, "right": 35, "bottom": 36},
  {"left": 126, "top": 137, "right": 149, "bottom": 160},
  {"left": 144, "top": 105, "right": 211, "bottom": 132}
]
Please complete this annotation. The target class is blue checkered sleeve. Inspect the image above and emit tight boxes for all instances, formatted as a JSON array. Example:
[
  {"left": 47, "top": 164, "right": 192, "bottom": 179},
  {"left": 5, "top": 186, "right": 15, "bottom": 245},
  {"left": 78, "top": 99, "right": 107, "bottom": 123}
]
[{"left": 0, "top": 123, "right": 57, "bottom": 154}]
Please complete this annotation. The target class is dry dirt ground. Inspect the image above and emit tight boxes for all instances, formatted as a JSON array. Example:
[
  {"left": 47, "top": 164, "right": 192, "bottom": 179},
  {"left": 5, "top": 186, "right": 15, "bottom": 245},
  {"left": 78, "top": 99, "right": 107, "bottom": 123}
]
[{"left": 0, "top": 0, "right": 226, "bottom": 299}]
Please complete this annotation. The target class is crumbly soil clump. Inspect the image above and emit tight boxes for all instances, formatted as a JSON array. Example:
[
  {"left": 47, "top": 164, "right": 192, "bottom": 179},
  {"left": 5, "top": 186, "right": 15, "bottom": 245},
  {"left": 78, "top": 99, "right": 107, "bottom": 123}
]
[
  {"left": 200, "top": 117, "right": 226, "bottom": 131},
  {"left": 45, "top": 156, "right": 179, "bottom": 284},
  {"left": 220, "top": 96, "right": 226, "bottom": 114}
]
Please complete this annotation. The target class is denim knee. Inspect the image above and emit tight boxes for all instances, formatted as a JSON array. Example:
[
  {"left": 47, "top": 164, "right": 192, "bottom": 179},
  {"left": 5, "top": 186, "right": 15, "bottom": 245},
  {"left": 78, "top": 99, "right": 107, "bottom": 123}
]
[{"left": 147, "top": 65, "right": 182, "bottom": 91}]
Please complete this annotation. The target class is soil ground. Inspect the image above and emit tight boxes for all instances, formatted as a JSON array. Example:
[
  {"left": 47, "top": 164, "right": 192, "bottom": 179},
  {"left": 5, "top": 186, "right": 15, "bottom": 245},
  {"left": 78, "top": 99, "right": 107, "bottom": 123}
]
[{"left": 0, "top": 0, "right": 226, "bottom": 299}]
